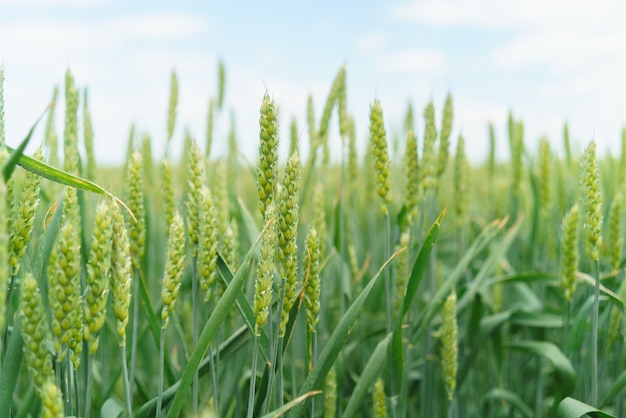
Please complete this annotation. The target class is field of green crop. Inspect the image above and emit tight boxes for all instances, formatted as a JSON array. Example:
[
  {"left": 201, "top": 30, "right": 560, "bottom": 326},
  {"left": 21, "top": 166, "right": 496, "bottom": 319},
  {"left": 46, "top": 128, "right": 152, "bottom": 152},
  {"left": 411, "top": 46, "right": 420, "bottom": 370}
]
[{"left": 0, "top": 64, "right": 625, "bottom": 418}]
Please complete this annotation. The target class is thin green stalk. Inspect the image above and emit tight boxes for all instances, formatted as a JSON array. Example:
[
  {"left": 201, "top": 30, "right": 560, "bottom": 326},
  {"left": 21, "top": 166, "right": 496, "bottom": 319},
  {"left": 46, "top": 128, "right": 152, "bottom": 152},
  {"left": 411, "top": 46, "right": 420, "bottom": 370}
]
[
  {"left": 156, "top": 328, "right": 166, "bottom": 418},
  {"left": 74, "top": 367, "right": 81, "bottom": 418},
  {"left": 592, "top": 259, "right": 600, "bottom": 406},
  {"left": 247, "top": 336, "right": 260, "bottom": 418},
  {"left": 192, "top": 258, "right": 199, "bottom": 415},
  {"left": 265, "top": 281, "right": 286, "bottom": 415},
  {"left": 129, "top": 269, "right": 140, "bottom": 401},
  {"left": 121, "top": 345, "right": 132, "bottom": 418},
  {"left": 84, "top": 350, "right": 94, "bottom": 417},
  {"left": 384, "top": 212, "right": 392, "bottom": 335},
  {"left": 208, "top": 341, "right": 219, "bottom": 414}
]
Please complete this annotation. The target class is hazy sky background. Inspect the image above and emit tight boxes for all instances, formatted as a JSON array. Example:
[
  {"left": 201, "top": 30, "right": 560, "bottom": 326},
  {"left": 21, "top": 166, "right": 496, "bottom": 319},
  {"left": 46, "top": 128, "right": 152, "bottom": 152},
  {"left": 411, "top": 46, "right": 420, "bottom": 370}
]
[{"left": 1, "top": 0, "right": 625, "bottom": 166}]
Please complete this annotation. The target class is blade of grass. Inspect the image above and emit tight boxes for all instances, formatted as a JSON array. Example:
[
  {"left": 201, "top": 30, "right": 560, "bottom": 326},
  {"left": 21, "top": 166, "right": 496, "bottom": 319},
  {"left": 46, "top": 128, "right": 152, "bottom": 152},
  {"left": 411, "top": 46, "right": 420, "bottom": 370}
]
[
  {"left": 2, "top": 102, "right": 50, "bottom": 180},
  {"left": 341, "top": 334, "right": 391, "bottom": 418},
  {"left": 507, "top": 340, "right": 575, "bottom": 396},
  {"left": 481, "top": 388, "right": 533, "bottom": 417},
  {"left": 557, "top": 397, "right": 615, "bottom": 418},
  {"left": 4, "top": 144, "right": 135, "bottom": 220},
  {"left": 260, "top": 391, "right": 322, "bottom": 418},
  {"left": 0, "top": 317, "right": 23, "bottom": 417}
]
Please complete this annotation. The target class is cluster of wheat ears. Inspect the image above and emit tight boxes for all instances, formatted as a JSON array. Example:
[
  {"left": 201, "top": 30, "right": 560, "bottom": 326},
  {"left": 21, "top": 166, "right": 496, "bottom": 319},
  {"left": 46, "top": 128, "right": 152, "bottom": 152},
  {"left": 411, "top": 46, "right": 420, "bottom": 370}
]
[{"left": 0, "top": 64, "right": 625, "bottom": 418}]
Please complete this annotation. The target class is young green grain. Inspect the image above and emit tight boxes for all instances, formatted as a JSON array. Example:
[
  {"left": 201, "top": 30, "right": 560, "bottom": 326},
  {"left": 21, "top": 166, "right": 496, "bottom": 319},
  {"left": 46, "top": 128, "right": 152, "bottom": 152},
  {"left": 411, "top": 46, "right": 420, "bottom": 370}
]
[
  {"left": 63, "top": 70, "right": 80, "bottom": 176},
  {"left": 111, "top": 203, "right": 133, "bottom": 346},
  {"left": 580, "top": 141, "right": 602, "bottom": 262},
  {"left": 206, "top": 98, "right": 215, "bottom": 158},
  {"left": 437, "top": 93, "right": 453, "bottom": 178},
  {"left": 440, "top": 289, "right": 458, "bottom": 401},
  {"left": 369, "top": 99, "right": 392, "bottom": 214},
  {"left": 9, "top": 147, "right": 42, "bottom": 276},
  {"left": 198, "top": 187, "right": 218, "bottom": 302},
  {"left": 126, "top": 150, "right": 145, "bottom": 269},
  {"left": 253, "top": 204, "right": 276, "bottom": 335},
  {"left": 404, "top": 129, "right": 420, "bottom": 225},
  {"left": 84, "top": 199, "right": 113, "bottom": 354},
  {"left": 21, "top": 273, "right": 55, "bottom": 393},
  {"left": 167, "top": 69, "right": 178, "bottom": 144},
  {"left": 257, "top": 93, "right": 279, "bottom": 218},
  {"left": 160, "top": 159, "right": 175, "bottom": 236},
  {"left": 304, "top": 227, "right": 321, "bottom": 334},
  {"left": 41, "top": 381, "right": 64, "bottom": 418},
  {"left": 373, "top": 377, "right": 388, "bottom": 418},
  {"left": 421, "top": 100, "right": 438, "bottom": 194},
  {"left": 278, "top": 152, "right": 302, "bottom": 336},
  {"left": 161, "top": 213, "right": 186, "bottom": 329}
]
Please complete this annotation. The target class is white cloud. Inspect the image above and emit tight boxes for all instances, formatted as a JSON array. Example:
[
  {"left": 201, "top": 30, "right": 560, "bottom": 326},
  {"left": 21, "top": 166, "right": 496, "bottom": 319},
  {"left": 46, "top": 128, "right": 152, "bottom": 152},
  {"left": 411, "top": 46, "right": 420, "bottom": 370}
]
[
  {"left": 356, "top": 32, "right": 387, "bottom": 55},
  {"left": 379, "top": 49, "right": 448, "bottom": 74},
  {"left": 390, "top": 0, "right": 620, "bottom": 29},
  {"left": 0, "top": 0, "right": 107, "bottom": 5}
]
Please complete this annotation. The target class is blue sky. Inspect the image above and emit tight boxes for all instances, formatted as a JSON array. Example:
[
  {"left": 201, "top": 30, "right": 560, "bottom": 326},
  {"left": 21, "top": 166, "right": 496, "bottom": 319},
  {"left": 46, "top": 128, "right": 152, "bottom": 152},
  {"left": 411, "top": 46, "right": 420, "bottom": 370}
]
[{"left": 2, "top": 0, "right": 625, "bottom": 165}]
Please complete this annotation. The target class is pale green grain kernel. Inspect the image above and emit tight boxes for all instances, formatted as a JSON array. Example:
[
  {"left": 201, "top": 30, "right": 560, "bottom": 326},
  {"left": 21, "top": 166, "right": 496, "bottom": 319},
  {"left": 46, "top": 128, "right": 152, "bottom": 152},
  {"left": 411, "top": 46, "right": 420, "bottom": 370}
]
[
  {"left": 323, "top": 366, "right": 337, "bottom": 418},
  {"left": 318, "top": 67, "right": 344, "bottom": 163},
  {"left": 421, "top": 100, "right": 438, "bottom": 193},
  {"left": 313, "top": 183, "right": 327, "bottom": 258},
  {"left": 289, "top": 116, "right": 299, "bottom": 156},
  {"left": 440, "top": 290, "right": 458, "bottom": 401},
  {"left": 185, "top": 139, "right": 206, "bottom": 253},
  {"left": 198, "top": 187, "right": 218, "bottom": 301},
  {"left": 161, "top": 213, "right": 186, "bottom": 329},
  {"left": 579, "top": 141, "right": 602, "bottom": 262},
  {"left": 217, "top": 60, "right": 226, "bottom": 111},
  {"left": 125, "top": 150, "right": 145, "bottom": 269},
  {"left": 41, "top": 381, "right": 64, "bottom": 418},
  {"left": 404, "top": 129, "right": 420, "bottom": 225},
  {"left": 437, "top": 93, "right": 453, "bottom": 178},
  {"left": 304, "top": 228, "right": 321, "bottom": 334},
  {"left": 337, "top": 67, "right": 349, "bottom": 140},
  {"left": 160, "top": 159, "right": 175, "bottom": 236},
  {"left": 257, "top": 93, "right": 279, "bottom": 218},
  {"left": 142, "top": 133, "right": 154, "bottom": 186},
  {"left": 48, "top": 189, "right": 82, "bottom": 364},
  {"left": 278, "top": 152, "right": 302, "bottom": 337},
  {"left": 167, "top": 69, "right": 179, "bottom": 143},
  {"left": 206, "top": 98, "right": 215, "bottom": 158},
  {"left": 84, "top": 199, "right": 113, "bottom": 354},
  {"left": 21, "top": 273, "right": 55, "bottom": 393},
  {"left": 373, "top": 377, "right": 388, "bottom": 418},
  {"left": 253, "top": 205, "right": 277, "bottom": 335},
  {"left": 564, "top": 122, "right": 572, "bottom": 167},
  {"left": 369, "top": 99, "right": 392, "bottom": 214},
  {"left": 111, "top": 203, "right": 133, "bottom": 346},
  {"left": 9, "top": 147, "right": 42, "bottom": 276},
  {"left": 63, "top": 70, "right": 80, "bottom": 176}
]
